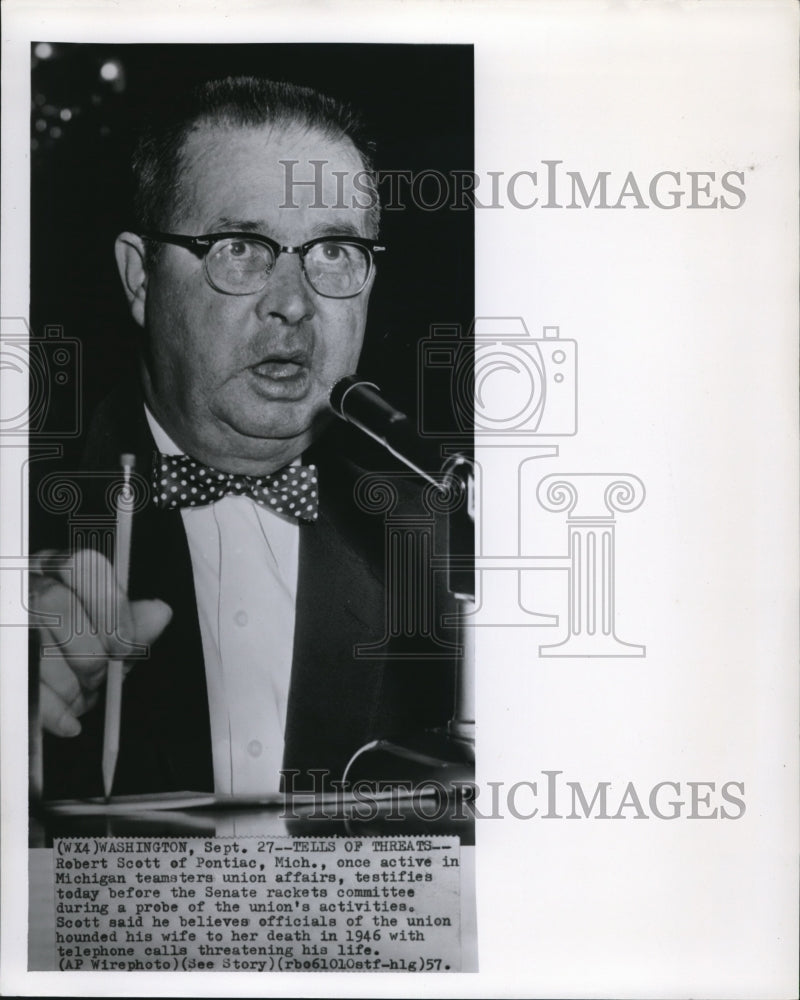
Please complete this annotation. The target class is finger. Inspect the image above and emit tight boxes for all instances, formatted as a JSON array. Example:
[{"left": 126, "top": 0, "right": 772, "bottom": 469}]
[
  {"left": 39, "top": 680, "right": 82, "bottom": 737},
  {"left": 41, "top": 675, "right": 98, "bottom": 720},
  {"left": 33, "top": 583, "right": 109, "bottom": 678},
  {"left": 36, "top": 550, "right": 173, "bottom": 662},
  {"left": 29, "top": 549, "right": 70, "bottom": 577},
  {"left": 50, "top": 549, "right": 136, "bottom": 658},
  {"left": 40, "top": 638, "right": 84, "bottom": 705},
  {"left": 39, "top": 630, "right": 105, "bottom": 703},
  {"left": 129, "top": 598, "right": 173, "bottom": 647},
  {"left": 40, "top": 641, "right": 102, "bottom": 721},
  {"left": 120, "top": 598, "right": 174, "bottom": 676}
]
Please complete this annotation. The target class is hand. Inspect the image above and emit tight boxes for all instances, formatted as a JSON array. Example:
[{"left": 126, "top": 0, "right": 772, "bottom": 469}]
[{"left": 29, "top": 549, "right": 173, "bottom": 738}]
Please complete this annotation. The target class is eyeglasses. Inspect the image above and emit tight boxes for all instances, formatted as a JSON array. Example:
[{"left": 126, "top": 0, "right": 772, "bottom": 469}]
[{"left": 139, "top": 231, "right": 386, "bottom": 299}]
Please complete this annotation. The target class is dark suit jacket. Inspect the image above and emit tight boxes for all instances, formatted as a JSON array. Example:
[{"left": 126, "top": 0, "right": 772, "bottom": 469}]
[{"left": 40, "top": 382, "right": 458, "bottom": 798}]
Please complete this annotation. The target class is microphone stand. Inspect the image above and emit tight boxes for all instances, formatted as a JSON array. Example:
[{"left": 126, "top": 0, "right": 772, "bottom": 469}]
[
  {"left": 331, "top": 381, "right": 475, "bottom": 798},
  {"left": 440, "top": 453, "right": 476, "bottom": 752}
]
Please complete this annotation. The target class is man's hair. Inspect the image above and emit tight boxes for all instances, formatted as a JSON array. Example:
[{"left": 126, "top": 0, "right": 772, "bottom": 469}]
[{"left": 132, "top": 75, "right": 380, "bottom": 249}]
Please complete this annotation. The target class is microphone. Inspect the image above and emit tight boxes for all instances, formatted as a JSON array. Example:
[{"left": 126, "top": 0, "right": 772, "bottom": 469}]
[
  {"left": 331, "top": 377, "right": 477, "bottom": 782},
  {"left": 329, "top": 375, "right": 442, "bottom": 488}
]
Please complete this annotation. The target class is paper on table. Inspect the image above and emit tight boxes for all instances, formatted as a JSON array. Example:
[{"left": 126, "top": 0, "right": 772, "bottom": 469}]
[{"left": 42, "top": 787, "right": 430, "bottom": 815}]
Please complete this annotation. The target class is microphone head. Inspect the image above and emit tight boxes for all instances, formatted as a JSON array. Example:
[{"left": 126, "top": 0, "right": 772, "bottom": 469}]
[
  {"left": 326, "top": 376, "right": 443, "bottom": 485},
  {"left": 329, "top": 375, "right": 380, "bottom": 419}
]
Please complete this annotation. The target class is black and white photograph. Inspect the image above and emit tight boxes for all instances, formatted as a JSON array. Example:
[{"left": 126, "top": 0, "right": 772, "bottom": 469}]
[
  {"left": 1, "top": 1, "right": 798, "bottom": 996},
  {"left": 23, "top": 38, "right": 478, "bottom": 972},
  {"left": 26, "top": 42, "right": 474, "bottom": 807}
]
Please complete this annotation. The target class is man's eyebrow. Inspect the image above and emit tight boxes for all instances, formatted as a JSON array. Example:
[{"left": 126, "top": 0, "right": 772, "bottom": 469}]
[
  {"left": 208, "top": 218, "right": 263, "bottom": 233},
  {"left": 206, "top": 219, "right": 368, "bottom": 240},
  {"left": 310, "top": 222, "right": 365, "bottom": 239}
]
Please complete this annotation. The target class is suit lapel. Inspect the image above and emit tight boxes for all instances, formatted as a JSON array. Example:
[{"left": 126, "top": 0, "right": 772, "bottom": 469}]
[{"left": 282, "top": 445, "right": 387, "bottom": 788}]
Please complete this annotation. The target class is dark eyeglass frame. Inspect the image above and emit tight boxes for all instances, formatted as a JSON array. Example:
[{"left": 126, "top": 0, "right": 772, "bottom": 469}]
[{"left": 139, "top": 230, "right": 386, "bottom": 299}]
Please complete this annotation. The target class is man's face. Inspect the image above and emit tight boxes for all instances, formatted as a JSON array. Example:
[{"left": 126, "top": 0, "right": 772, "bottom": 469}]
[{"left": 135, "top": 123, "right": 375, "bottom": 472}]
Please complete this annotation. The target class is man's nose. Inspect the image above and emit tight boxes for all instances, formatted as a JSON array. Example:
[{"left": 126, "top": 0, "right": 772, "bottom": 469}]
[{"left": 254, "top": 250, "right": 315, "bottom": 324}]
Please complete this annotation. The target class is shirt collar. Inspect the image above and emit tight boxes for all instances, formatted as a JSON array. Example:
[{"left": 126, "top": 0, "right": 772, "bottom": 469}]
[{"left": 144, "top": 403, "right": 183, "bottom": 456}]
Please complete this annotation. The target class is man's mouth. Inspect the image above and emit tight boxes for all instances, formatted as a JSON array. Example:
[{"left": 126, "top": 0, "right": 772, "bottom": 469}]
[
  {"left": 251, "top": 359, "right": 305, "bottom": 379},
  {"left": 250, "top": 349, "right": 309, "bottom": 379},
  {"left": 247, "top": 352, "right": 311, "bottom": 400}
]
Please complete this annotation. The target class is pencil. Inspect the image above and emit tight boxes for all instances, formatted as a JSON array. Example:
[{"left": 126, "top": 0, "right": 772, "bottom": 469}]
[{"left": 102, "top": 453, "right": 135, "bottom": 802}]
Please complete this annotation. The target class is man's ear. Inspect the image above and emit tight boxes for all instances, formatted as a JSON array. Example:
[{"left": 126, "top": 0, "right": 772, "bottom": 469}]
[{"left": 114, "top": 232, "right": 149, "bottom": 328}]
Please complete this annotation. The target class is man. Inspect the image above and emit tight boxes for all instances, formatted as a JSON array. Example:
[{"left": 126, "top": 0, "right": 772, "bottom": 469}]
[{"left": 31, "top": 76, "right": 457, "bottom": 799}]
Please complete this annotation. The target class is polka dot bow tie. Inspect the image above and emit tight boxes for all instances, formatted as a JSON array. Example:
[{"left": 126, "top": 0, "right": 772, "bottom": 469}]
[{"left": 153, "top": 452, "right": 319, "bottom": 523}]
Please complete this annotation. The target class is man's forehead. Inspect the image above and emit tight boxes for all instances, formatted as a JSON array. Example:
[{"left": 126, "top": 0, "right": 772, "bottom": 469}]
[
  {"left": 175, "top": 121, "right": 372, "bottom": 230},
  {"left": 181, "top": 120, "right": 366, "bottom": 179}
]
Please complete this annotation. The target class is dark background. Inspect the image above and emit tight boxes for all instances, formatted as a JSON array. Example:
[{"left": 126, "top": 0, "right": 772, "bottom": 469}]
[{"left": 30, "top": 43, "right": 474, "bottom": 465}]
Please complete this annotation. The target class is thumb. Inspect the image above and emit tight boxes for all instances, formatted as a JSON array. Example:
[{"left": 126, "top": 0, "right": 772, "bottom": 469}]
[{"left": 128, "top": 598, "right": 173, "bottom": 647}]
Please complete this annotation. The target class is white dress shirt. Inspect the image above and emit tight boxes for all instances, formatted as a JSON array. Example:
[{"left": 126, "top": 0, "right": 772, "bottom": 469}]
[{"left": 146, "top": 407, "right": 299, "bottom": 796}]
